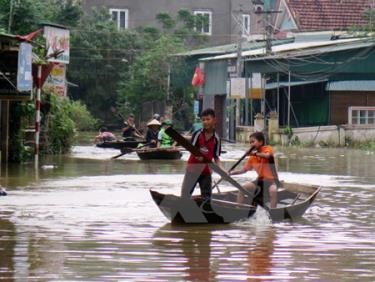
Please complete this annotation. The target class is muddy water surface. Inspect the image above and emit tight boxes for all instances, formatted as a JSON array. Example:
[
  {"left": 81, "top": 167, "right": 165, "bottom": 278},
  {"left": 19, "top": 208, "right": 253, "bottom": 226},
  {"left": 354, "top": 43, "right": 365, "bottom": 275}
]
[{"left": 0, "top": 144, "right": 374, "bottom": 281}]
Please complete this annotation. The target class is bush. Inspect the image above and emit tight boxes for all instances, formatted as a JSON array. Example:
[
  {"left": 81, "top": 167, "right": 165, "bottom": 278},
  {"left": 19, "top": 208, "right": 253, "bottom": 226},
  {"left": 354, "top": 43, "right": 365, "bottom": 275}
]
[
  {"left": 67, "top": 100, "right": 98, "bottom": 131},
  {"left": 42, "top": 94, "right": 76, "bottom": 154}
]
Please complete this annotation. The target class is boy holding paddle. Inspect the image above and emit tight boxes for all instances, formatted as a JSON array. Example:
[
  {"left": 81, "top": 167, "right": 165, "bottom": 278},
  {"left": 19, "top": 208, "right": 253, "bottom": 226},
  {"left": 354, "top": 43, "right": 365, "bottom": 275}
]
[
  {"left": 181, "top": 108, "right": 223, "bottom": 201},
  {"left": 230, "top": 132, "right": 278, "bottom": 208}
]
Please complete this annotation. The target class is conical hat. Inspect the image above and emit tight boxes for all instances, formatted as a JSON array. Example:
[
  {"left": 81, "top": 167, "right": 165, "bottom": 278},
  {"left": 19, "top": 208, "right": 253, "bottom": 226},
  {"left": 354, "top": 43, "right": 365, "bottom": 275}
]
[{"left": 147, "top": 119, "right": 161, "bottom": 127}]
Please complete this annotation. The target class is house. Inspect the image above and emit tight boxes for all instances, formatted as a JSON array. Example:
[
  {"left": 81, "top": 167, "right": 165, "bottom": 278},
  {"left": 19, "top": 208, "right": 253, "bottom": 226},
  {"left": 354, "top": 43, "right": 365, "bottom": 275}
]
[
  {"left": 274, "top": 0, "right": 374, "bottom": 34},
  {"left": 82, "top": 0, "right": 267, "bottom": 45},
  {"left": 199, "top": 36, "right": 375, "bottom": 144},
  {"left": 0, "top": 33, "right": 32, "bottom": 163}
]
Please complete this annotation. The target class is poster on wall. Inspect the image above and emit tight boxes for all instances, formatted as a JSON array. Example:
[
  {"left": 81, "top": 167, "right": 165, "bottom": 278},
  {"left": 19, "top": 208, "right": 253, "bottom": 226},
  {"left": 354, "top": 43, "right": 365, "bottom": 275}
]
[
  {"left": 44, "top": 25, "right": 70, "bottom": 64},
  {"left": 230, "top": 78, "right": 247, "bottom": 99},
  {"left": 249, "top": 73, "right": 264, "bottom": 99},
  {"left": 17, "top": 42, "right": 33, "bottom": 93},
  {"left": 44, "top": 63, "right": 67, "bottom": 96}
]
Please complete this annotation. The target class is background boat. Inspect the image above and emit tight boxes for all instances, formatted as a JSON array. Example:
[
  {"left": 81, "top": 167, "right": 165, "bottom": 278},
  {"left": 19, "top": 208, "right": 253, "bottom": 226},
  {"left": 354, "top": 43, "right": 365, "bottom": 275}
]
[{"left": 136, "top": 147, "right": 183, "bottom": 160}]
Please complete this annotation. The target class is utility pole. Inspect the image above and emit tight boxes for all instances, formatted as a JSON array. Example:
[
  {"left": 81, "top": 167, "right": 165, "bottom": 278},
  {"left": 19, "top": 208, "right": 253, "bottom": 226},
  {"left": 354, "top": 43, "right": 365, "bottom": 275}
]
[
  {"left": 8, "top": 0, "right": 14, "bottom": 33},
  {"left": 253, "top": 0, "right": 281, "bottom": 115},
  {"left": 234, "top": 6, "right": 244, "bottom": 140}
]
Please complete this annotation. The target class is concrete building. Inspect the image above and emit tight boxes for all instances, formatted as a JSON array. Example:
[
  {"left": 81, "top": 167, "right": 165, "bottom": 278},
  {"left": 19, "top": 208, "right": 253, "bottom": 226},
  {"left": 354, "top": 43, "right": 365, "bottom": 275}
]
[{"left": 82, "top": 0, "right": 266, "bottom": 45}]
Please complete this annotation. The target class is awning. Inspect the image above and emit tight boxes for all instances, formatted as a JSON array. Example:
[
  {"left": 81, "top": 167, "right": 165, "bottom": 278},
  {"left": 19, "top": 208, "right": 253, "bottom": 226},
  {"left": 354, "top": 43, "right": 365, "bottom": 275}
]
[
  {"left": 266, "top": 79, "right": 327, "bottom": 90},
  {"left": 326, "top": 80, "right": 375, "bottom": 91}
]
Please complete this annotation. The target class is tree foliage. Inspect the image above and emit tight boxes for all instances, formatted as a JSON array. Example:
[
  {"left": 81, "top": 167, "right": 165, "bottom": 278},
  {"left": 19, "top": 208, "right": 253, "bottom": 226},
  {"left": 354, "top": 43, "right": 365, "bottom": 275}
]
[
  {"left": 117, "top": 10, "right": 206, "bottom": 123},
  {"left": 0, "top": 1, "right": 208, "bottom": 132}
]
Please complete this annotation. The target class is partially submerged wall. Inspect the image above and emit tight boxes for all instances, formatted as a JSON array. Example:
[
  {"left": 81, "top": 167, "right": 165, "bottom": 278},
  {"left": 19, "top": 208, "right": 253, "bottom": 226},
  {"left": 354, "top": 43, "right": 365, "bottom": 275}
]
[{"left": 236, "top": 125, "right": 375, "bottom": 146}]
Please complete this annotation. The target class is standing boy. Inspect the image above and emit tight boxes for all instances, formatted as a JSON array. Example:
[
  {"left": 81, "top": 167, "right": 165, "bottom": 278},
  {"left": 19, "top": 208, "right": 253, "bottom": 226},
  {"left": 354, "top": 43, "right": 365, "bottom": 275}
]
[{"left": 181, "top": 108, "right": 223, "bottom": 201}]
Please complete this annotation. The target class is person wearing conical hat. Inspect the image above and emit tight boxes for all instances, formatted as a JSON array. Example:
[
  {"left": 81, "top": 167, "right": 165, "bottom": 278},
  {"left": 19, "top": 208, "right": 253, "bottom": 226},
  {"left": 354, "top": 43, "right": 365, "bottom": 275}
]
[{"left": 145, "top": 119, "right": 161, "bottom": 148}]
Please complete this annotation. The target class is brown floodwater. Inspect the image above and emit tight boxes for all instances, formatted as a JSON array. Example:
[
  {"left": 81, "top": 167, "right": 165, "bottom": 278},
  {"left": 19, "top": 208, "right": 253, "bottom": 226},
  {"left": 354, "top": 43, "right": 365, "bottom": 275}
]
[{"left": 0, "top": 142, "right": 374, "bottom": 281}]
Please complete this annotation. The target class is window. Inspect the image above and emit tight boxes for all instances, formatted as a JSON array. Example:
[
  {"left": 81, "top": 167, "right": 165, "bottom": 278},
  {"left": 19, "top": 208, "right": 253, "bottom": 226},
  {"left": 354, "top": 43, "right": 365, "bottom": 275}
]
[
  {"left": 349, "top": 107, "right": 375, "bottom": 125},
  {"left": 194, "top": 10, "right": 212, "bottom": 35},
  {"left": 110, "top": 9, "right": 129, "bottom": 30},
  {"left": 242, "top": 14, "right": 251, "bottom": 36}
]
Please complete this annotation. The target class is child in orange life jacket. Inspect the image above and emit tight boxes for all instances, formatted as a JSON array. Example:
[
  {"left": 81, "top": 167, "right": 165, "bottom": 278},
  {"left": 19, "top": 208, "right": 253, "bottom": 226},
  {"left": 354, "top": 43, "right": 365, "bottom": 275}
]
[{"left": 230, "top": 132, "right": 278, "bottom": 208}]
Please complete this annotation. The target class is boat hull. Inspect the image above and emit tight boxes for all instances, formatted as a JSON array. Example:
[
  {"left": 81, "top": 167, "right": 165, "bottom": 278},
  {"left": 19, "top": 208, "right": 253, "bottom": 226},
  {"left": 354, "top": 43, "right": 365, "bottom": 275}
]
[
  {"left": 136, "top": 148, "right": 182, "bottom": 160},
  {"left": 150, "top": 183, "right": 320, "bottom": 224},
  {"left": 96, "top": 140, "right": 145, "bottom": 150}
]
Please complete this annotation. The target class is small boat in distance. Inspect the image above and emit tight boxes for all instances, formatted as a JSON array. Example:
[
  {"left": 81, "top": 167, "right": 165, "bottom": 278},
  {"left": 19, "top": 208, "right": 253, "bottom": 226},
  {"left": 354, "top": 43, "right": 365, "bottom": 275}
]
[
  {"left": 96, "top": 140, "right": 146, "bottom": 150},
  {"left": 150, "top": 183, "right": 320, "bottom": 224},
  {"left": 136, "top": 147, "right": 183, "bottom": 160}
]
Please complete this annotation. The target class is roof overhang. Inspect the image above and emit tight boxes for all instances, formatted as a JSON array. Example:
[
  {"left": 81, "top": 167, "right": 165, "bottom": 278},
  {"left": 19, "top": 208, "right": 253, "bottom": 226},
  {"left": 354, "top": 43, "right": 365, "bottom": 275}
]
[
  {"left": 326, "top": 80, "right": 375, "bottom": 92},
  {"left": 199, "top": 38, "right": 373, "bottom": 62}
]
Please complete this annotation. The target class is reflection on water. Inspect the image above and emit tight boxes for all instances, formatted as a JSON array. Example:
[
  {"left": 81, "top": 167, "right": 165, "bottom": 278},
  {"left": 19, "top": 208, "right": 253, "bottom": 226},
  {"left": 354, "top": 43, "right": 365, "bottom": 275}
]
[{"left": 0, "top": 145, "right": 374, "bottom": 281}]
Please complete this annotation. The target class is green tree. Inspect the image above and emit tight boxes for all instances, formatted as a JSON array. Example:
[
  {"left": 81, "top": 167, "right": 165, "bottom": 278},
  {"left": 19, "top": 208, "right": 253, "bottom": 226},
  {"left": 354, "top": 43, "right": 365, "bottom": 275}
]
[
  {"left": 118, "top": 35, "right": 185, "bottom": 113},
  {"left": 117, "top": 10, "right": 207, "bottom": 126},
  {"left": 68, "top": 8, "right": 148, "bottom": 125}
]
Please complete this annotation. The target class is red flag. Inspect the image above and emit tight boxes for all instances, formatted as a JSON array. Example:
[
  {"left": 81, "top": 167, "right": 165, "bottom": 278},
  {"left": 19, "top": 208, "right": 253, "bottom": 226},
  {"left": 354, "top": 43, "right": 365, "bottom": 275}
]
[{"left": 192, "top": 67, "right": 205, "bottom": 87}]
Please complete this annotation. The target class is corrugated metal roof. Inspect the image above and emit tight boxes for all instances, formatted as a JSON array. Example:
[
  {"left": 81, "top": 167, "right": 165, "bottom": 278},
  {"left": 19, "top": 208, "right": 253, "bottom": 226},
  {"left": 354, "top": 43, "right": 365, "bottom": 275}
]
[
  {"left": 326, "top": 80, "right": 375, "bottom": 91},
  {"left": 177, "top": 39, "right": 293, "bottom": 56},
  {"left": 200, "top": 38, "right": 370, "bottom": 61}
]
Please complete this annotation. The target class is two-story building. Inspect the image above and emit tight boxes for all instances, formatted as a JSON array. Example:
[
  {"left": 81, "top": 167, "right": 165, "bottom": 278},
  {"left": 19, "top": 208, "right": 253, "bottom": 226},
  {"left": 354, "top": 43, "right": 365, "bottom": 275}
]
[{"left": 82, "top": 0, "right": 266, "bottom": 45}]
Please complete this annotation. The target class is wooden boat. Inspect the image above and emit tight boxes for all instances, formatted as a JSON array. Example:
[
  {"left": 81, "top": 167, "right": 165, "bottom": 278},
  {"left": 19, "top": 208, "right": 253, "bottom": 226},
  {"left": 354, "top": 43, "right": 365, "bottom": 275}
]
[
  {"left": 150, "top": 183, "right": 321, "bottom": 224},
  {"left": 136, "top": 147, "right": 183, "bottom": 160},
  {"left": 96, "top": 140, "right": 145, "bottom": 150}
]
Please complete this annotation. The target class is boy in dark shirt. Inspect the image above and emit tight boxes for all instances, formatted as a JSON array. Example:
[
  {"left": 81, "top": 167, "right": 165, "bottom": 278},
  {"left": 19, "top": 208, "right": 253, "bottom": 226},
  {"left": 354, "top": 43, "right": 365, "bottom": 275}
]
[
  {"left": 181, "top": 108, "right": 223, "bottom": 201},
  {"left": 122, "top": 114, "right": 143, "bottom": 140}
]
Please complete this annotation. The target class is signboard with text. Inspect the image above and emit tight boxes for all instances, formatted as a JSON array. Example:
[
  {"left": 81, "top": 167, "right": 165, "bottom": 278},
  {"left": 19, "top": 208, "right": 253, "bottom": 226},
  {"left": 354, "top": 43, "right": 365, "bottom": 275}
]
[
  {"left": 249, "top": 73, "right": 264, "bottom": 100},
  {"left": 230, "top": 78, "right": 247, "bottom": 99},
  {"left": 44, "top": 63, "right": 67, "bottom": 96},
  {"left": 44, "top": 25, "right": 70, "bottom": 64}
]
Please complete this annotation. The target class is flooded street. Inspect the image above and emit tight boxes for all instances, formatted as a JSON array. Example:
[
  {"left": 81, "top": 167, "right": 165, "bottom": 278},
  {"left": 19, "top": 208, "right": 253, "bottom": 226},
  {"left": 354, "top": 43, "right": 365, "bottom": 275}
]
[{"left": 0, "top": 143, "right": 375, "bottom": 281}]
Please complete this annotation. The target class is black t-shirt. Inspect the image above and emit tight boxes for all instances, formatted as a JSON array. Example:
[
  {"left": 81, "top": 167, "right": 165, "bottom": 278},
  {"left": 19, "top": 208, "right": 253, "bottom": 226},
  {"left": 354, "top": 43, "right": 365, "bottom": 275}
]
[
  {"left": 146, "top": 129, "right": 159, "bottom": 147},
  {"left": 123, "top": 122, "right": 135, "bottom": 138}
]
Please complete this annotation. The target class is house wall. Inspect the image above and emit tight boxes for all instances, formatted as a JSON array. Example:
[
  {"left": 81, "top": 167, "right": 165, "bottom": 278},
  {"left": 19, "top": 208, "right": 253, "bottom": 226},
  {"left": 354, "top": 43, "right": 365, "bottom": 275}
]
[
  {"left": 330, "top": 91, "right": 375, "bottom": 125},
  {"left": 83, "top": 0, "right": 259, "bottom": 45},
  {"left": 83, "top": 0, "right": 231, "bottom": 45}
]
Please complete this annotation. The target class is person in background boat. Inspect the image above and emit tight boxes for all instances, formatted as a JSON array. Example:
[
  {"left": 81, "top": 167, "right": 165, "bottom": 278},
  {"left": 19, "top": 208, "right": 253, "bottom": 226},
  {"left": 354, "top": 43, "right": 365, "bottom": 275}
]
[
  {"left": 181, "top": 108, "right": 223, "bottom": 201},
  {"left": 153, "top": 113, "right": 161, "bottom": 122},
  {"left": 122, "top": 114, "right": 143, "bottom": 140},
  {"left": 145, "top": 119, "right": 161, "bottom": 148},
  {"left": 189, "top": 116, "right": 203, "bottom": 134},
  {"left": 138, "top": 121, "right": 147, "bottom": 135},
  {"left": 93, "top": 127, "right": 116, "bottom": 143},
  {"left": 229, "top": 132, "right": 278, "bottom": 208},
  {"left": 158, "top": 120, "right": 177, "bottom": 148}
]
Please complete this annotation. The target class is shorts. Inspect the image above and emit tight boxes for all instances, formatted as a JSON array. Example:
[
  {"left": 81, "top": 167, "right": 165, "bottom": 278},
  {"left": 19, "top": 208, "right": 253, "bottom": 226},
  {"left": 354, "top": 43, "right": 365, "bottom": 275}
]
[{"left": 252, "top": 179, "right": 276, "bottom": 198}]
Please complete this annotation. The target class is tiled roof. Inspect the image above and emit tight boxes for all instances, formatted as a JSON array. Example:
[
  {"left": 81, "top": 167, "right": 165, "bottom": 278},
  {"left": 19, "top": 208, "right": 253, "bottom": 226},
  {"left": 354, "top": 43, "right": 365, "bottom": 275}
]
[{"left": 286, "top": 0, "right": 374, "bottom": 31}]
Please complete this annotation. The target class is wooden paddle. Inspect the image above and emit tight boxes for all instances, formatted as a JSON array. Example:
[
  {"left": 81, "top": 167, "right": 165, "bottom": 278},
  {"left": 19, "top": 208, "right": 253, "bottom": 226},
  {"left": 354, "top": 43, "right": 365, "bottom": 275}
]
[
  {"left": 165, "top": 127, "right": 255, "bottom": 198},
  {"left": 211, "top": 146, "right": 255, "bottom": 191},
  {"left": 111, "top": 142, "right": 152, "bottom": 159},
  {"left": 111, "top": 148, "right": 134, "bottom": 159}
]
